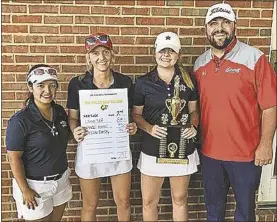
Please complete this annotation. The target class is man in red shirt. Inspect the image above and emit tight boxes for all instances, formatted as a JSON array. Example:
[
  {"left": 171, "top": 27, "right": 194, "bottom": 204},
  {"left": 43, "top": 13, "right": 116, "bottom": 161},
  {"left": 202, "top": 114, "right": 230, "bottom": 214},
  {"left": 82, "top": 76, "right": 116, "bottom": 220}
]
[{"left": 193, "top": 2, "right": 276, "bottom": 221}]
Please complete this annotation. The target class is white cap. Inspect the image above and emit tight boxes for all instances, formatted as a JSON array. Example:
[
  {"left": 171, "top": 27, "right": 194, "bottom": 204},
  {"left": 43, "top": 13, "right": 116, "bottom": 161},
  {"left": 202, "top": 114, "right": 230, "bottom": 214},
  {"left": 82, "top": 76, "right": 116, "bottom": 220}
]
[
  {"left": 155, "top": 32, "right": 181, "bottom": 53},
  {"left": 27, "top": 67, "right": 58, "bottom": 84},
  {"left": 205, "top": 3, "right": 236, "bottom": 25}
]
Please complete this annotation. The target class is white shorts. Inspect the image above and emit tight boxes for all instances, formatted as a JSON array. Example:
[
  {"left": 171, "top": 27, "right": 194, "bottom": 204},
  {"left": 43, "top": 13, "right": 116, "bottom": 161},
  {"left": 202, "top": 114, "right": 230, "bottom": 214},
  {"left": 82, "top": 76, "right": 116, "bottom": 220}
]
[
  {"left": 75, "top": 142, "right": 133, "bottom": 179},
  {"left": 12, "top": 168, "right": 72, "bottom": 220},
  {"left": 137, "top": 149, "right": 200, "bottom": 177}
]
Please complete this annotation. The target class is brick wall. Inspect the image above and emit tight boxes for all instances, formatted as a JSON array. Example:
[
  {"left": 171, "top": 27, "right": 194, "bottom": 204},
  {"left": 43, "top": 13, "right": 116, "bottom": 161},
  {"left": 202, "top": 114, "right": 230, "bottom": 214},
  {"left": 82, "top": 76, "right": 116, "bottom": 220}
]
[{"left": 1, "top": 0, "right": 274, "bottom": 221}]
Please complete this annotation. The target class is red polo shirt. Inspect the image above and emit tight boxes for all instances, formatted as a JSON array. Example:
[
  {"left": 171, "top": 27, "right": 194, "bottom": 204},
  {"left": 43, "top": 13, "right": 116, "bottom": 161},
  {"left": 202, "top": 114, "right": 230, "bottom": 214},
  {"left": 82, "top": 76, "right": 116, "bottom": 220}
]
[{"left": 193, "top": 39, "right": 276, "bottom": 161}]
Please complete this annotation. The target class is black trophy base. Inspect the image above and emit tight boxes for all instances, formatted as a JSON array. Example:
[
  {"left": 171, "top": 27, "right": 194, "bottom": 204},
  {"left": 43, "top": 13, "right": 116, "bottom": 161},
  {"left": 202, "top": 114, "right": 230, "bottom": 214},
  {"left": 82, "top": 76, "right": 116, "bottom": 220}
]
[{"left": 156, "top": 157, "right": 189, "bottom": 164}]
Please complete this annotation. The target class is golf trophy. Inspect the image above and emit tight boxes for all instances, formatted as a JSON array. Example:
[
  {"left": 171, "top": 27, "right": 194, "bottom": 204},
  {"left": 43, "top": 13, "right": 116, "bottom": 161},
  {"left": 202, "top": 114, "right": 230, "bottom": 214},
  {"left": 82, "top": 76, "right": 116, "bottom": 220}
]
[{"left": 157, "top": 75, "right": 190, "bottom": 164}]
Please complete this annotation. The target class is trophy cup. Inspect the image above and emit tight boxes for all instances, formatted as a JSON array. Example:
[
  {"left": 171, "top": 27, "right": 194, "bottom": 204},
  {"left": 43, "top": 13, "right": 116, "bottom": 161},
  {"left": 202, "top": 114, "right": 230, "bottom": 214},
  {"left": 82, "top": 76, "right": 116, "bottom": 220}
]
[{"left": 157, "top": 76, "right": 190, "bottom": 164}]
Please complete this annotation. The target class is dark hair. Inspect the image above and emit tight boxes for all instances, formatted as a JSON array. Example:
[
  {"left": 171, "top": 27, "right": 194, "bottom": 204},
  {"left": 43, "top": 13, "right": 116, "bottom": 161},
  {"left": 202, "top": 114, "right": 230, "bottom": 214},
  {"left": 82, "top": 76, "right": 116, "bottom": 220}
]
[{"left": 25, "top": 64, "right": 53, "bottom": 105}]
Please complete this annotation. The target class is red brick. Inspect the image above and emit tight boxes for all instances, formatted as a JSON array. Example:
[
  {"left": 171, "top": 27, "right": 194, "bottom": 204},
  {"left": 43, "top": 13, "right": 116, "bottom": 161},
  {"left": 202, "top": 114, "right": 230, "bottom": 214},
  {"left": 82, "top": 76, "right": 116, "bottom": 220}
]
[
  {"left": 152, "top": 8, "right": 179, "bottom": 16},
  {"left": 30, "top": 25, "right": 59, "bottom": 34},
  {"left": 44, "top": 16, "right": 73, "bottom": 24},
  {"left": 14, "top": 35, "right": 43, "bottom": 43},
  {"left": 120, "top": 47, "right": 148, "bottom": 55},
  {"left": 1, "top": 203, "right": 12, "bottom": 211},
  {"left": 2, "top": 35, "right": 12, "bottom": 43},
  {"left": 12, "top": 15, "right": 42, "bottom": 23},
  {"left": 76, "top": 0, "right": 102, "bottom": 4},
  {"left": 249, "top": 38, "right": 271, "bottom": 46},
  {"left": 46, "top": 56, "right": 75, "bottom": 63},
  {"left": 150, "top": 27, "right": 178, "bottom": 35},
  {"left": 253, "top": 1, "right": 274, "bottom": 8},
  {"left": 250, "top": 20, "right": 272, "bottom": 27},
  {"left": 11, "top": 0, "right": 42, "bottom": 2},
  {"left": 137, "top": 0, "right": 165, "bottom": 6},
  {"left": 238, "top": 10, "right": 260, "bottom": 18},
  {"left": 2, "top": 25, "right": 28, "bottom": 33},
  {"left": 2, "top": 65, "right": 28, "bottom": 72},
  {"left": 15, "top": 55, "right": 44, "bottom": 63},
  {"left": 1, "top": 187, "right": 10, "bottom": 195},
  {"left": 135, "top": 37, "right": 155, "bottom": 45},
  {"left": 180, "top": 28, "right": 205, "bottom": 36},
  {"left": 15, "top": 92, "right": 29, "bottom": 100},
  {"left": 2, "top": 4, "right": 27, "bottom": 13},
  {"left": 29, "top": 5, "right": 58, "bottom": 13},
  {"left": 167, "top": 0, "right": 194, "bottom": 6},
  {"left": 195, "top": 18, "right": 205, "bottom": 26},
  {"left": 261, "top": 10, "right": 273, "bottom": 18},
  {"left": 135, "top": 56, "right": 155, "bottom": 64},
  {"left": 75, "top": 16, "right": 104, "bottom": 24},
  {"left": 106, "top": 17, "right": 134, "bottom": 25},
  {"left": 237, "top": 28, "right": 259, "bottom": 36},
  {"left": 77, "top": 56, "right": 86, "bottom": 63},
  {"left": 193, "top": 37, "right": 208, "bottom": 45},
  {"left": 30, "top": 46, "right": 59, "bottom": 53},
  {"left": 61, "top": 6, "right": 89, "bottom": 14},
  {"left": 90, "top": 26, "right": 119, "bottom": 35},
  {"left": 61, "top": 26, "right": 89, "bottom": 34},
  {"left": 136, "top": 17, "right": 164, "bottom": 25},
  {"left": 43, "top": 0, "right": 72, "bottom": 3},
  {"left": 237, "top": 19, "right": 250, "bottom": 27},
  {"left": 45, "top": 36, "right": 74, "bottom": 44},
  {"left": 195, "top": 0, "right": 222, "bottom": 7},
  {"left": 2, "top": 15, "right": 10, "bottom": 23},
  {"left": 91, "top": 6, "right": 120, "bottom": 15},
  {"left": 225, "top": 0, "right": 252, "bottom": 8},
  {"left": 121, "top": 27, "right": 149, "bottom": 35},
  {"left": 181, "top": 8, "right": 207, "bottom": 16},
  {"left": 114, "top": 56, "right": 134, "bottom": 64},
  {"left": 60, "top": 46, "right": 84, "bottom": 54},
  {"left": 166, "top": 18, "right": 193, "bottom": 26},
  {"left": 2, "top": 46, "right": 28, "bottom": 54},
  {"left": 107, "top": 0, "right": 135, "bottom": 5},
  {"left": 2, "top": 55, "right": 14, "bottom": 63},
  {"left": 62, "top": 65, "right": 86, "bottom": 73},
  {"left": 111, "top": 36, "right": 134, "bottom": 45},
  {"left": 2, "top": 74, "right": 15, "bottom": 81},
  {"left": 122, "top": 7, "right": 150, "bottom": 15},
  {"left": 121, "top": 66, "right": 148, "bottom": 73},
  {"left": 2, "top": 92, "right": 15, "bottom": 100}
]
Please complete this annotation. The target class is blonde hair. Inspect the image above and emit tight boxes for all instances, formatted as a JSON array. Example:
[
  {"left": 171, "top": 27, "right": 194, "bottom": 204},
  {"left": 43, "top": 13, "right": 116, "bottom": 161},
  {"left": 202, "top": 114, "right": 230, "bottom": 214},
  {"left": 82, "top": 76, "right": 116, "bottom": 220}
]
[
  {"left": 85, "top": 49, "right": 115, "bottom": 72},
  {"left": 178, "top": 65, "right": 195, "bottom": 90}
]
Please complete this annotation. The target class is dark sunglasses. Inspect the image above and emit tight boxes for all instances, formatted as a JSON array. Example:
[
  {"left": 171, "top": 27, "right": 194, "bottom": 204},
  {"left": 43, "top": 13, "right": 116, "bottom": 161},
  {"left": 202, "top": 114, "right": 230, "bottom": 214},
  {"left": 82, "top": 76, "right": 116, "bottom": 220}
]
[{"left": 86, "top": 35, "right": 109, "bottom": 45}]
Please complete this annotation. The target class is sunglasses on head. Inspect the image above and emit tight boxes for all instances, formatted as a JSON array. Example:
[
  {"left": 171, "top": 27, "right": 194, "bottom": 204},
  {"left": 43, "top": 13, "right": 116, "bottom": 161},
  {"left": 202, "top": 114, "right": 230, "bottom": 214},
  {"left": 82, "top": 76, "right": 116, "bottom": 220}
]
[
  {"left": 86, "top": 35, "right": 110, "bottom": 45},
  {"left": 28, "top": 67, "right": 57, "bottom": 79}
]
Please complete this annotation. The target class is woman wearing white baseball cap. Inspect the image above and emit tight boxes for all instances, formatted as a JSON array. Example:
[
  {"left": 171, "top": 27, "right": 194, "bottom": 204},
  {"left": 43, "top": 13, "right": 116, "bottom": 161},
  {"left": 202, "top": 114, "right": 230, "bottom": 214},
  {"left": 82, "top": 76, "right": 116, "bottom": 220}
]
[
  {"left": 6, "top": 64, "right": 72, "bottom": 221},
  {"left": 132, "top": 32, "right": 200, "bottom": 221}
]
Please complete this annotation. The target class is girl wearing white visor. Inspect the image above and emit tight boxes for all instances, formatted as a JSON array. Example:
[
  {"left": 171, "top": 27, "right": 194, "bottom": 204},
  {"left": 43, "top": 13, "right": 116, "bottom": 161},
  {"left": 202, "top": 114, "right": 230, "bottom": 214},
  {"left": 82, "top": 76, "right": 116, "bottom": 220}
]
[{"left": 6, "top": 64, "right": 72, "bottom": 221}]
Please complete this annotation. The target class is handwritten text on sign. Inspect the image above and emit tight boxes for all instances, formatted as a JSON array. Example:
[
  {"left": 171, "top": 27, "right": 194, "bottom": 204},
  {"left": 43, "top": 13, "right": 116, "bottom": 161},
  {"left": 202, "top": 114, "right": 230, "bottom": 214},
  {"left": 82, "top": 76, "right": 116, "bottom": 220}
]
[{"left": 79, "top": 89, "right": 130, "bottom": 164}]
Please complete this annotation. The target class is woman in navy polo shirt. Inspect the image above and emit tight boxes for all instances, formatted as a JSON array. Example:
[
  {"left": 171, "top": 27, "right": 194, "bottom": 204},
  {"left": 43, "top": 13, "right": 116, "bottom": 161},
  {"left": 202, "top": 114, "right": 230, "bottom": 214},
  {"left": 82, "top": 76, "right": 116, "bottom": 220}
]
[
  {"left": 132, "top": 32, "right": 200, "bottom": 221},
  {"left": 6, "top": 64, "right": 72, "bottom": 221},
  {"left": 67, "top": 33, "right": 137, "bottom": 221}
]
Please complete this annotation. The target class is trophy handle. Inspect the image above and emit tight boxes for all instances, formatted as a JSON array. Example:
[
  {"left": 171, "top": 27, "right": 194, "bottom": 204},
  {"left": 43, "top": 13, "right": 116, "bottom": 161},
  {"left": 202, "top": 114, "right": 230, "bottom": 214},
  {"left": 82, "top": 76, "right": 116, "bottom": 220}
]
[
  {"left": 165, "top": 99, "right": 171, "bottom": 112},
  {"left": 180, "top": 99, "right": 186, "bottom": 112}
]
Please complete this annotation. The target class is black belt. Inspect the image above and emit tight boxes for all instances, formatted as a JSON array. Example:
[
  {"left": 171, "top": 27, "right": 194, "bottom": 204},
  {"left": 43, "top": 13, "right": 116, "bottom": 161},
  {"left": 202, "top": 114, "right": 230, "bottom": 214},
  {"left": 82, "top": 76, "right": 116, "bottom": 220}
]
[{"left": 27, "top": 172, "right": 64, "bottom": 181}]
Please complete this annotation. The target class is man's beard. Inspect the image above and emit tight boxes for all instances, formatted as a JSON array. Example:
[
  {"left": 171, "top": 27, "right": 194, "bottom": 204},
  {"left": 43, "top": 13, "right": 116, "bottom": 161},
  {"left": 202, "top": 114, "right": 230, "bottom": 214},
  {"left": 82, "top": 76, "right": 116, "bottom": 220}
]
[{"left": 207, "top": 30, "right": 235, "bottom": 50}]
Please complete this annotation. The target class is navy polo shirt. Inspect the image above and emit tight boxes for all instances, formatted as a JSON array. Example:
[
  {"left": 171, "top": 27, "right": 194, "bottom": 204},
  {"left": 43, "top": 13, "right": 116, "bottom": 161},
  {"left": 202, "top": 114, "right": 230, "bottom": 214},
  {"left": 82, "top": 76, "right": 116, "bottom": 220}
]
[
  {"left": 67, "top": 70, "right": 133, "bottom": 110},
  {"left": 6, "top": 99, "right": 70, "bottom": 178},
  {"left": 133, "top": 65, "right": 199, "bottom": 157}
]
